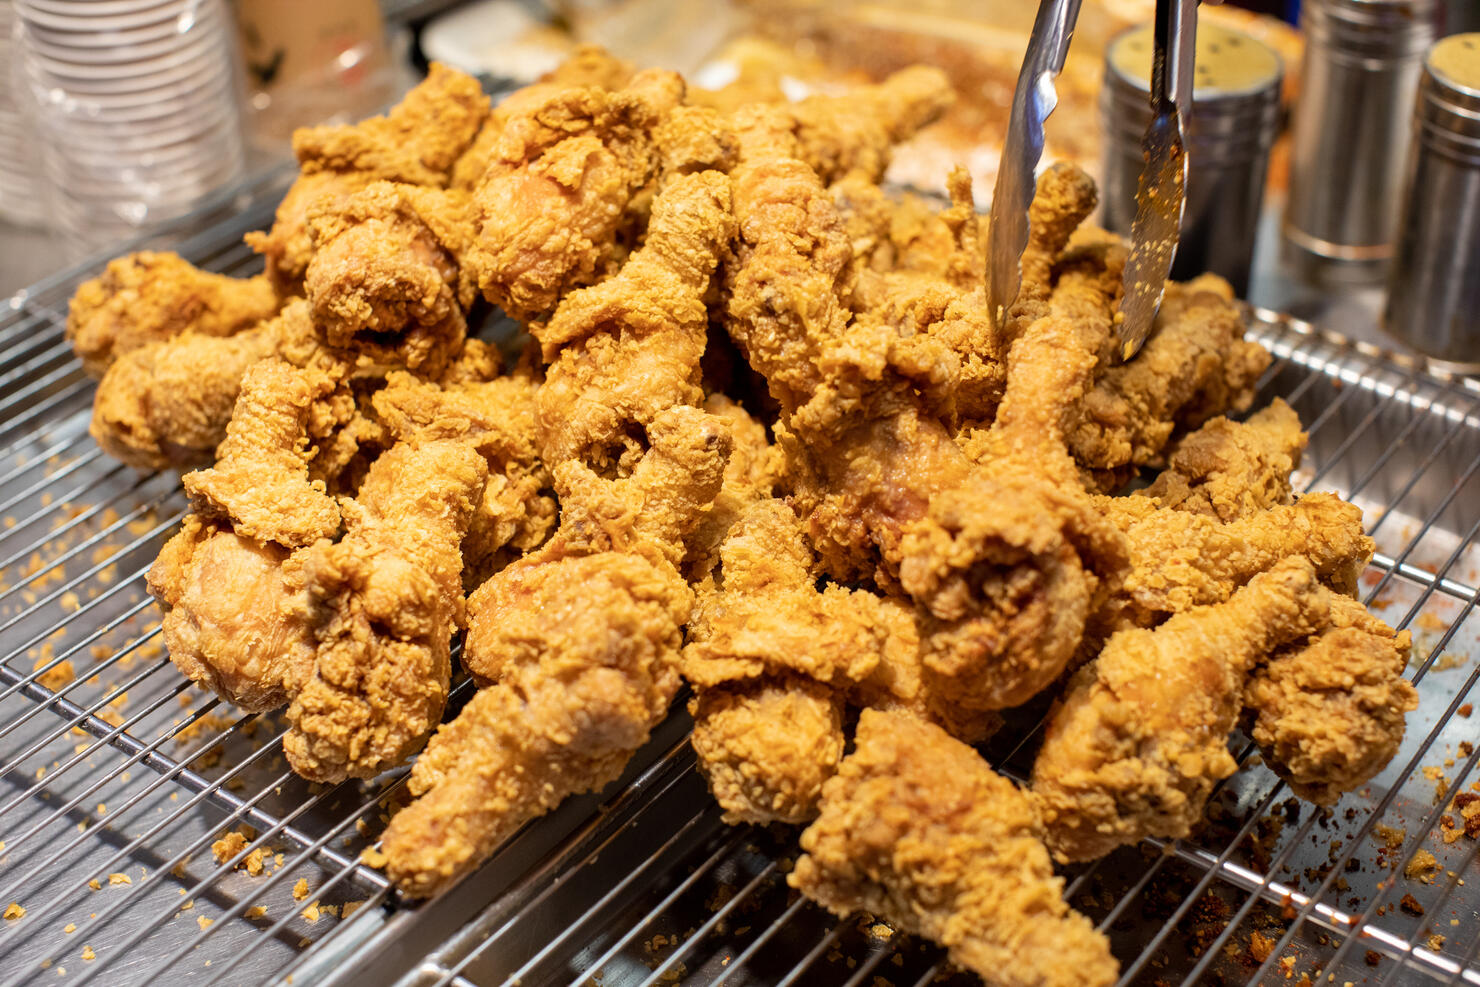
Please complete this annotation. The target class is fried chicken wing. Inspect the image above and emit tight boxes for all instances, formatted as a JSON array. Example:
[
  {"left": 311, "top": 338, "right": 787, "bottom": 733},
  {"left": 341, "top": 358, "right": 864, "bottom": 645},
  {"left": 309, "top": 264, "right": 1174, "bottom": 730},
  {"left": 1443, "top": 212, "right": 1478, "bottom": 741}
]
[
  {"left": 247, "top": 63, "right": 488, "bottom": 292},
  {"left": 67, "top": 252, "right": 280, "bottom": 378},
  {"left": 181, "top": 360, "right": 341, "bottom": 547},
  {"left": 380, "top": 406, "right": 729, "bottom": 897},
  {"left": 1033, "top": 558, "right": 1331, "bottom": 862},
  {"left": 1244, "top": 596, "right": 1417, "bottom": 804},
  {"left": 1138, "top": 398, "right": 1306, "bottom": 520},
  {"left": 790, "top": 66, "right": 954, "bottom": 185},
  {"left": 464, "top": 70, "right": 684, "bottom": 322},
  {"left": 792, "top": 708, "right": 1118, "bottom": 987},
  {"left": 533, "top": 170, "right": 735, "bottom": 469},
  {"left": 146, "top": 361, "right": 338, "bottom": 711},
  {"left": 284, "top": 437, "right": 487, "bottom": 782},
  {"left": 371, "top": 363, "right": 556, "bottom": 587},
  {"left": 1068, "top": 275, "right": 1271, "bottom": 489}
]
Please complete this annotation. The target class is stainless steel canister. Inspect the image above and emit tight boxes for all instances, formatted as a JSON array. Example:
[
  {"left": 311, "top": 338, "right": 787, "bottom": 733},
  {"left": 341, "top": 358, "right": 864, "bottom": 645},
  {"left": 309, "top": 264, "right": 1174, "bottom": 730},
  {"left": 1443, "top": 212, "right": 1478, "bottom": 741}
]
[
  {"left": 1384, "top": 33, "right": 1480, "bottom": 369},
  {"left": 1283, "top": 0, "right": 1440, "bottom": 283},
  {"left": 1102, "top": 21, "right": 1284, "bottom": 295}
]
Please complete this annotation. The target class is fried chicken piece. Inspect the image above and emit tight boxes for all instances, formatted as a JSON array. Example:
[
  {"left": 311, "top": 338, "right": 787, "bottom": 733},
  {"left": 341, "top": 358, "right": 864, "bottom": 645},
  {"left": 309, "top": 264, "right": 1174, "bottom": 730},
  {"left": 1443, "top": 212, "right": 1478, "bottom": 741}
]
[
  {"left": 1109, "top": 491, "right": 1373, "bottom": 619},
  {"left": 147, "top": 362, "right": 338, "bottom": 711},
  {"left": 792, "top": 708, "right": 1118, "bottom": 987},
  {"left": 304, "top": 181, "right": 474, "bottom": 372},
  {"left": 371, "top": 363, "right": 555, "bottom": 588},
  {"left": 380, "top": 406, "right": 729, "bottom": 897},
  {"left": 1068, "top": 275, "right": 1271, "bottom": 489},
  {"left": 247, "top": 64, "right": 489, "bottom": 291},
  {"left": 1033, "top": 558, "right": 1332, "bottom": 862},
  {"left": 464, "top": 69, "right": 685, "bottom": 322},
  {"left": 691, "top": 680, "right": 844, "bottom": 826},
  {"left": 683, "top": 500, "right": 876, "bottom": 824},
  {"left": 900, "top": 232, "right": 1128, "bottom": 712},
  {"left": 67, "top": 252, "right": 280, "bottom": 378},
  {"left": 451, "top": 45, "right": 637, "bottom": 191},
  {"left": 1244, "top": 596, "right": 1417, "bottom": 804},
  {"left": 1138, "top": 398, "right": 1306, "bottom": 521},
  {"left": 284, "top": 437, "right": 487, "bottom": 782},
  {"left": 684, "top": 392, "right": 785, "bottom": 580},
  {"left": 148, "top": 516, "right": 316, "bottom": 712},
  {"left": 789, "top": 66, "right": 954, "bottom": 185},
  {"left": 182, "top": 360, "right": 341, "bottom": 547},
  {"left": 90, "top": 317, "right": 281, "bottom": 471},
  {"left": 87, "top": 299, "right": 355, "bottom": 471},
  {"left": 533, "top": 170, "right": 735, "bottom": 469}
]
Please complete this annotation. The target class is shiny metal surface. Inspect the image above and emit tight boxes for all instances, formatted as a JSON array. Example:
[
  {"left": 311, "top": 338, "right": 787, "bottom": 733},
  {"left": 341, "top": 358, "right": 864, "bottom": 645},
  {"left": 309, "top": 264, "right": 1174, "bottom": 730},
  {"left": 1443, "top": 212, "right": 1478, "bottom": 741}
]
[
  {"left": 0, "top": 178, "right": 1478, "bottom": 987},
  {"left": 1385, "top": 33, "right": 1480, "bottom": 369},
  {"left": 1115, "top": 0, "right": 1196, "bottom": 361},
  {"left": 1102, "top": 21, "right": 1283, "bottom": 296},
  {"left": 1283, "top": 0, "right": 1440, "bottom": 283},
  {"left": 984, "top": 0, "right": 1084, "bottom": 328}
]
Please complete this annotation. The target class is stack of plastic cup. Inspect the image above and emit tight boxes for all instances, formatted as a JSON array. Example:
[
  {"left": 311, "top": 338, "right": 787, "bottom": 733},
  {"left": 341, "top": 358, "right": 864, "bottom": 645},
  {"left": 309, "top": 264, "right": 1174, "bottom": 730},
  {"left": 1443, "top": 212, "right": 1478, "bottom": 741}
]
[
  {"left": 0, "top": 2, "right": 50, "bottom": 228},
  {"left": 11, "top": 0, "right": 246, "bottom": 253}
]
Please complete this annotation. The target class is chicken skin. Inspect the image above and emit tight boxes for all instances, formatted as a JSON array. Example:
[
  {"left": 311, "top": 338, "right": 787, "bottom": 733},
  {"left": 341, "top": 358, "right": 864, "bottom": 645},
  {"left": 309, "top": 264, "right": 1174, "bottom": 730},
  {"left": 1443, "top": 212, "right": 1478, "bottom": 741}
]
[
  {"left": 284, "top": 436, "right": 487, "bottom": 782},
  {"left": 1139, "top": 399, "right": 1306, "bottom": 520},
  {"left": 533, "top": 170, "right": 736, "bottom": 471},
  {"left": 246, "top": 63, "right": 489, "bottom": 293},
  {"left": 147, "top": 361, "right": 337, "bottom": 711},
  {"left": 1033, "top": 558, "right": 1331, "bottom": 862},
  {"left": 1244, "top": 595, "right": 1417, "bottom": 804},
  {"left": 304, "top": 181, "right": 475, "bottom": 373},
  {"left": 793, "top": 708, "right": 1118, "bottom": 987},
  {"left": 67, "top": 251, "right": 280, "bottom": 378},
  {"left": 379, "top": 406, "right": 729, "bottom": 897}
]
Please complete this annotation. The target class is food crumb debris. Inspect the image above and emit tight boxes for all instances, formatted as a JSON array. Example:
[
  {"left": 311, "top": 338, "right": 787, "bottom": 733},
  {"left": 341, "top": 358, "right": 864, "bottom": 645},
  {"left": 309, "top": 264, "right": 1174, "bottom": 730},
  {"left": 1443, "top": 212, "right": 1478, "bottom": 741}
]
[
  {"left": 246, "top": 906, "right": 268, "bottom": 920},
  {"left": 359, "top": 848, "right": 386, "bottom": 869},
  {"left": 292, "top": 879, "right": 310, "bottom": 902},
  {"left": 86, "top": 880, "right": 100, "bottom": 891},
  {"left": 179, "top": 899, "right": 193, "bottom": 911},
  {"left": 1405, "top": 849, "right": 1439, "bottom": 881},
  {"left": 33, "top": 658, "right": 75, "bottom": 691},
  {"left": 1434, "top": 652, "right": 1466, "bottom": 672},
  {"left": 244, "top": 848, "right": 270, "bottom": 876},
  {"left": 107, "top": 873, "right": 130, "bottom": 886},
  {"left": 63, "top": 923, "right": 75, "bottom": 934},
  {"left": 211, "top": 829, "right": 251, "bottom": 864},
  {"left": 1399, "top": 894, "right": 1424, "bottom": 916},
  {"left": 1460, "top": 704, "right": 1473, "bottom": 718},
  {"left": 1416, "top": 612, "right": 1447, "bottom": 632},
  {"left": 197, "top": 916, "right": 213, "bottom": 930},
  {"left": 4, "top": 902, "right": 25, "bottom": 920},
  {"left": 341, "top": 900, "right": 366, "bottom": 920},
  {"left": 80, "top": 947, "right": 94, "bottom": 962},
  {"left": 1249, "top": 931, "right": 1275, "bottom": 962},
  {"left": 1427, "top": 934, "right": 1445, "bottom": 951}
]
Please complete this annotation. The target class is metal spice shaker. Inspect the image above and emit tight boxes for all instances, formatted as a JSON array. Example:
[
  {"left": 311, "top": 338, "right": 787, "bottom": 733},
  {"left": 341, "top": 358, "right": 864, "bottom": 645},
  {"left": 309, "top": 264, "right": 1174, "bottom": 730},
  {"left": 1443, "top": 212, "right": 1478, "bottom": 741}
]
[
  {"left": 1102, "top": 21, "right": 1284, "bottom": 296},
  {"left": 1384, "top": 33, "right": 1480, "bottom": 370},
  {"left": 1283, "top": 0, "right": 1440, "bottom": 284}
]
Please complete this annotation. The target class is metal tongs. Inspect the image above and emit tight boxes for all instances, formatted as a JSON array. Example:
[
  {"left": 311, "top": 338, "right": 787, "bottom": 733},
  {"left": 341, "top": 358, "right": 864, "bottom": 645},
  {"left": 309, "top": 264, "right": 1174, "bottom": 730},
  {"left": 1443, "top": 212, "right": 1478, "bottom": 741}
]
[{"left": 986, "top": 0, "right": 1200, "bottom": 362}]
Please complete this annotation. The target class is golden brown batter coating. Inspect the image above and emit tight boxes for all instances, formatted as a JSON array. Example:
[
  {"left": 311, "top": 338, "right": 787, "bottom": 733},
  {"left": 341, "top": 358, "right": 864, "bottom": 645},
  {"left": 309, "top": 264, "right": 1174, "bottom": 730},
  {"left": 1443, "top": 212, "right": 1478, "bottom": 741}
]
[
  {"left": 67, "top": 251, "right": 280, "bottom": 378},
  {"left": 284, "top": 438, "right": 487, "bottom": 782},
  {"left": 1033, "top": 559, "right": 1331, "bottom": 862},
  {"left": 793, "top": 708, "right": 1118, "bottom": 987},
  {"left": 1244, "top": 596, "right": 1417, "bottom": 804}
]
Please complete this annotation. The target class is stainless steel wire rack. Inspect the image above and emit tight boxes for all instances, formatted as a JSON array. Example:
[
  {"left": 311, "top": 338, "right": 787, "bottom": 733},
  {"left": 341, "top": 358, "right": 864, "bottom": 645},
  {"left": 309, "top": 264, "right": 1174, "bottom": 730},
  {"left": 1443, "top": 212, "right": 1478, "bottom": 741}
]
[{"left": 0, "top": 183, "right": 1477, "bottom": 987}]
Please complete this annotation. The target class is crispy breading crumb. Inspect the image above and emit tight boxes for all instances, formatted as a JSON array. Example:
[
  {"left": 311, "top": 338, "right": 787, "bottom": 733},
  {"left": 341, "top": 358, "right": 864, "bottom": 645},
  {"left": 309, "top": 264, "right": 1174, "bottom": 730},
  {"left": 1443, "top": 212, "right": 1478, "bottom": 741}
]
[
  {"left": 197, "top": 916, "right": 213, "bottom": 930},
  {"left": 301, "top": 902, "right": 321, "bottom": 923},
  {"left": 80, "top": 947, "right": 95, "bottom": 962},
  {"left": 1399, "top": 894, "right": 1424, "bottom": 916},
  {"left": 1249, "top": 931, "right": 1275, "bottom": 963},
  {"left": 107, "top": 873, "right": 131, "bottom": 886},
  {"left": 1405, "top": 849, "right": 1439, "bottom": 881},
  {"left": 4, "top": 902, "right": 25, "bottom": 920},
  {"left": 292, "top": 879, "right": 310, "bottom": 902},
  {"left": 246, "top": 906, "right": 268, "bottom": 920}
]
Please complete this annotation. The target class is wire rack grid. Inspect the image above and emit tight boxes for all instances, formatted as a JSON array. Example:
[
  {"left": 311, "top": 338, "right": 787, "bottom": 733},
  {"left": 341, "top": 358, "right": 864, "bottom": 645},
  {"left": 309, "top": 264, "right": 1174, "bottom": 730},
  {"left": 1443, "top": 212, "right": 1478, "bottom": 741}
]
[{"left": 0, "top": 197, "right": 1477, "bottom": 987}]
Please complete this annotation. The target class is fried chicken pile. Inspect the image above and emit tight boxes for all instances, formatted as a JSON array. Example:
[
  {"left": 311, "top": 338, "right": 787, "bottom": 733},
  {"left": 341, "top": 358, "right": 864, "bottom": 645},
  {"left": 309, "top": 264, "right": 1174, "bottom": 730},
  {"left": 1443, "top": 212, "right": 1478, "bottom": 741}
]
[{"left": 69, "top": 50, "right": 1419, "bottom": 987}]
